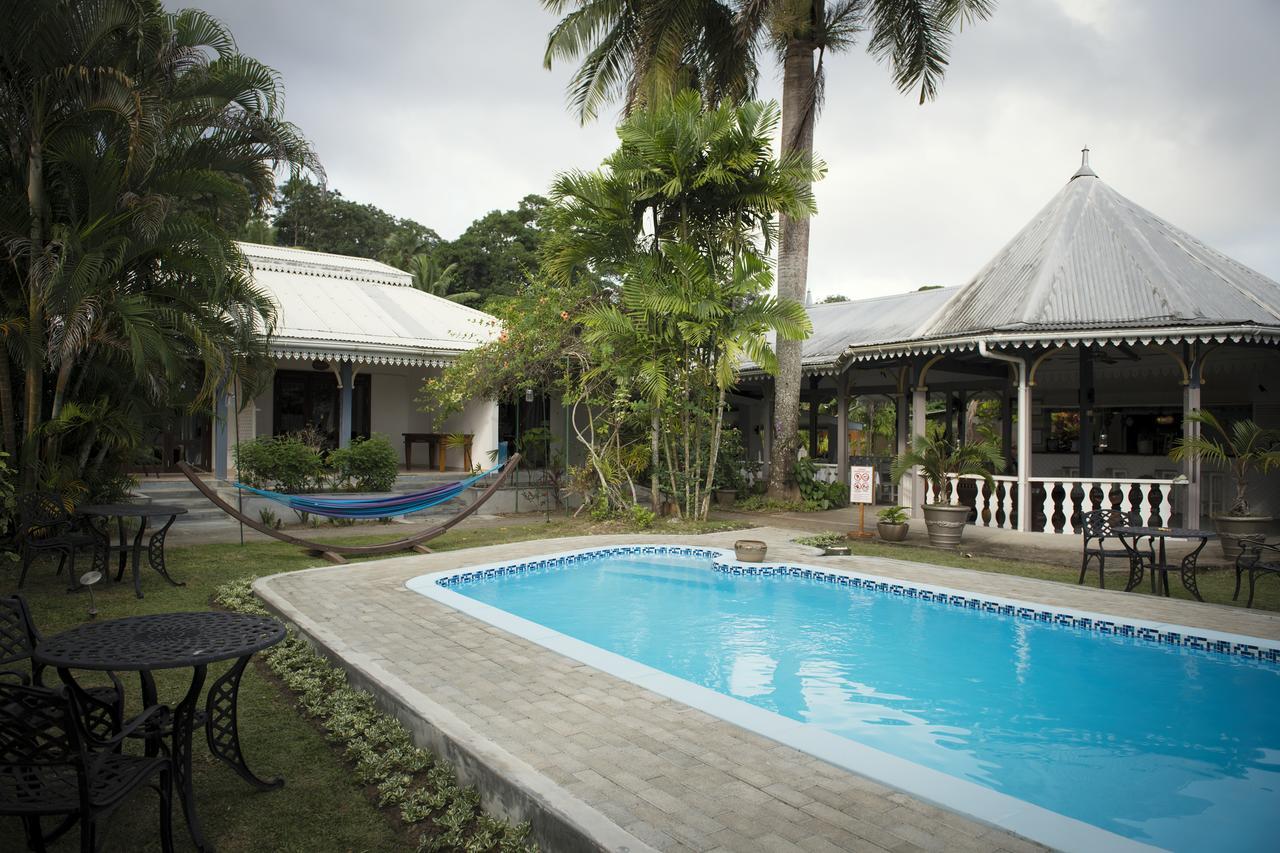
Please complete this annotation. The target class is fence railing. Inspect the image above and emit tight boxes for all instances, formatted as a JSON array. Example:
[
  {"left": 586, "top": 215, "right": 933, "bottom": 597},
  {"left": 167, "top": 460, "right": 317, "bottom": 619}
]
[{"left": 925, "top": 474, "right": 1180, "bottom": 534}]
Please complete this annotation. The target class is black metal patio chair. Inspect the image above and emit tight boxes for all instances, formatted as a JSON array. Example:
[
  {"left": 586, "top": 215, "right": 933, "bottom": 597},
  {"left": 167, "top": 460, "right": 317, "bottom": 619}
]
[
  {"left": 0, "top": 682, "right": 174, "bottom": 853},
  {"left": 1, "top": 594, "right": 123, "bottom": 740},
  {"left": 13, "top": 492, "right": 103, "bottom": 591},
  {"left": 1234, "top": 536, "right": 1280, "bottom": 609},
  {"left": 1079, "top": 509, "right": 1154, "bottom": 589}
]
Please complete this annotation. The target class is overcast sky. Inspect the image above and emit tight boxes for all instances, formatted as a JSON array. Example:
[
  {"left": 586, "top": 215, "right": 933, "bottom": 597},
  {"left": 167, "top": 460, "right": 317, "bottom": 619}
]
[{"left": 187, "top": 0, "right": 1280, "bottom": 300}]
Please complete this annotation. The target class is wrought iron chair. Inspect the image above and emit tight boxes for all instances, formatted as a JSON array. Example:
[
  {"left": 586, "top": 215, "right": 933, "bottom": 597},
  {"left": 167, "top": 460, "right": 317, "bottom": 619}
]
[
  {"left": 1234, "top": 536, "right": 1280, "bottom": 609},
  {"left": 1079, "top": 509, "right": 1153, "bottom": 589},
  {"left": 0, "top": 682, "right": 173, "bottom": 853},
  {"left": 13, "top": 492, "right": 103, "bottom": 591},
  {"left": 0, "top": 594, "right": 123, "bottom": 740}
]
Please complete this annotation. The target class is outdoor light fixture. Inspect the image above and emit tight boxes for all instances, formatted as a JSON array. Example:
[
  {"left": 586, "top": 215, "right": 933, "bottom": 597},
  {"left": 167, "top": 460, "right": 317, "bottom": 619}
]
[
  {"left": 525, "top": 388, "right": 534, "bottom": 402},
  {"left": 79, "top": 571, "right": 103, "bottom": 619}
]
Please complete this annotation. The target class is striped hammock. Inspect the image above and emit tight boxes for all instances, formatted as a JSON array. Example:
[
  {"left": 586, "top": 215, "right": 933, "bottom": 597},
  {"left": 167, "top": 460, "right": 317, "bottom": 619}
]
[{"left": 235, "top": 448, "right": 506, "bottom": 519}]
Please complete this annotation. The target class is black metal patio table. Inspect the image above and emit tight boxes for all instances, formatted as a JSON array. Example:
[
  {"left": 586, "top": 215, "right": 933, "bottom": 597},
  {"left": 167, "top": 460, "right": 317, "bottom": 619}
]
[
  {"left": 1115, "top": 525, "right": 1216, "bottom": 601},
  {"left": 78, "top": 503, "right": 188, "bottom": 598},
  {"left": 34, "top": 611, "right": 287, "bottom": 852}
]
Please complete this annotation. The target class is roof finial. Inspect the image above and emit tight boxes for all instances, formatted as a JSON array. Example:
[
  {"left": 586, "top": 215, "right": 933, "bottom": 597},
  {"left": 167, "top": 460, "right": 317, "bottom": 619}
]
[{"left": 1071, "top": 146, "right": 1098, "bottom": 180}]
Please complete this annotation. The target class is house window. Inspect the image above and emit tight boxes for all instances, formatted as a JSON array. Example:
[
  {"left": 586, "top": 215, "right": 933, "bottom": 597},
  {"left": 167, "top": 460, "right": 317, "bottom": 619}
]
[{"left": 273, "top": 369, "right": 370, "bottom": 447}]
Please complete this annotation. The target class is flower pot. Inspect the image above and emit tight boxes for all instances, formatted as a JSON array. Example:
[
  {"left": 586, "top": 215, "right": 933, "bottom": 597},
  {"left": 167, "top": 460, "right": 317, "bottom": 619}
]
[
  {"left": 877, "top": 521, "right": 909, "bottom": 542},
  {"left": 734, "top": 539, "right": 767, "bottom": 562},
  {"left": 921, "top": 504, "right": 971, "bottom": 548},
  {"left": 1214, "top": 515, "right": 1274, "bottom": 560},
  {"left": 715, "top": 489, "right": 738, "bottom": 506}
]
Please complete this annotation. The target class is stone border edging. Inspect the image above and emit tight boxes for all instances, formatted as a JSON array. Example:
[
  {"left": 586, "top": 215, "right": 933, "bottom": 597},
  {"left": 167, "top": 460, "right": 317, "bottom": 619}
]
[{"left": 254, "top": 571, "right": 658, "bottom": 853}]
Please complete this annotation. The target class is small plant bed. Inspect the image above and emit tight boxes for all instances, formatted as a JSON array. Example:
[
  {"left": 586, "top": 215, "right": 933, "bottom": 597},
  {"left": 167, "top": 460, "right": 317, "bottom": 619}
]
[
  {"left": 793, "top": 532, "right": 851, "bottom": 554},
  {"left": 215, "top": 578, "right": 536, "bottom": 853}
]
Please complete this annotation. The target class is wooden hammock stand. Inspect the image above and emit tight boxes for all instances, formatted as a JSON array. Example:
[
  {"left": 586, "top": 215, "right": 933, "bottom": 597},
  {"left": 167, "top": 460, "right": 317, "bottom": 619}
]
[{"left": 176, "top": 454, "right": 521, "bottom": 564}]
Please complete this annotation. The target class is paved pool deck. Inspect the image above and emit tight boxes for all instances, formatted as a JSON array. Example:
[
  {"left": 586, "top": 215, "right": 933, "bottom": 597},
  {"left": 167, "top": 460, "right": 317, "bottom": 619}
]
[{"left": 254, "top": 527, "right": 1280, "bottom": 853}]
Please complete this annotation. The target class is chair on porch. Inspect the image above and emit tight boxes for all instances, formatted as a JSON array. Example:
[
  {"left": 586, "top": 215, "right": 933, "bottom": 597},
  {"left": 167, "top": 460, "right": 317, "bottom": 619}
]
[
  {"left": 1234, "top": 536, "right": 1280, "bottom": 609},
  {"left": 1079, "top": 509, "right": 1153, "bottom": 589}
]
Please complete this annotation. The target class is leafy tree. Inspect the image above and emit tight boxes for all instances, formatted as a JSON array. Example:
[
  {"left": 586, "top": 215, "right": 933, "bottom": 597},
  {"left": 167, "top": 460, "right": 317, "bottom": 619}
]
[
  {"left": 407, "top": 255, "right": 479, "bottom": 305},
  {"left": 820, "top": 294, "right": 849, "bottom": 303},
  {"left": 542, "top": 0, "right": 994, "bottom": 499},
  {"left": 434, "top": 195, "right": 548, "bottom": 308},
  {"left": 0, "top": 0, "right": 317, "bottom": 491},
  {"left": 545, "top": 92, "right": 816, "bottom": 519}
]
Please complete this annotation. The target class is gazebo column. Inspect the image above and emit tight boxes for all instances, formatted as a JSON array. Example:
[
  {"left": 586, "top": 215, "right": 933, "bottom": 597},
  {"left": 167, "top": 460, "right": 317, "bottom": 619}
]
[
  {"left": 956, "top": 391, "right": 967, "bottom": 444},
  {"left": 808, "top": 397, "right": 819, "bottom": 458},
  {"left": 1016, "top": 365, "right": 1033, "bottom": 532},
  {"left": 214, "top": 384, "right": 229, "bottom": 480},
  {"left": 1002, "top": 387, "right": 1014, "bottom": 474},
  {"left": 895, "top": 389, "right": 908, "bottom": 506},
  {"left": 836, "top": 370, "right": 849, "bottom": 486},
  {"left": 338, "top": 361, "right": 354, "bottom": 449},
  {"left": 1078, "top": 347, "right": 1094, "bottom": 477},
  {"left": 1183, "top": 351, "right": 1203, "bottom": 528},
  {"left": 911, "top": 381, "right": 928, "bottom": 515}
]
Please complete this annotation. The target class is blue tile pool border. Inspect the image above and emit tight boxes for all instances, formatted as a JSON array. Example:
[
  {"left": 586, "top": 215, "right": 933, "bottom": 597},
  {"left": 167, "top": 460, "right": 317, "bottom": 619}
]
[{"left": 433, "top": 544, "right": 1280, "bottom": 664}]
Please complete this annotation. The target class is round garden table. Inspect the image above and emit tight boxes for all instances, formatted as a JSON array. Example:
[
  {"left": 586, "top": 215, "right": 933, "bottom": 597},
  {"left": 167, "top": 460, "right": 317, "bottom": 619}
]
[
  {"left": 77, "top": 503, "right": 187, "bottom": 598},
  {"left": 34, "top": 611, "right": 287, "bottom": 852},
  {"left": 1114, "top": 525, "right": 1216, "bottom": 601}
]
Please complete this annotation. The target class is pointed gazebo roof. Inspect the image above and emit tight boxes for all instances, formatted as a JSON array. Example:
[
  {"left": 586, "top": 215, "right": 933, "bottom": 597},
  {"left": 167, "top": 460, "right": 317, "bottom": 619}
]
[{"left": 911, "top": 149, "right": 1280, "bottom": 351}]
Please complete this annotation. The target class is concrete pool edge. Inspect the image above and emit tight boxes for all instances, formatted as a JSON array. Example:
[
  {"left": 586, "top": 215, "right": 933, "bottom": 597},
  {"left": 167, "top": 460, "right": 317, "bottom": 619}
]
[
  {"left": 253, "top": 572, "right": 659, "bottom": 853},
  {"left": 409, "top": 542, "right": 1280, "bottom": 853}
]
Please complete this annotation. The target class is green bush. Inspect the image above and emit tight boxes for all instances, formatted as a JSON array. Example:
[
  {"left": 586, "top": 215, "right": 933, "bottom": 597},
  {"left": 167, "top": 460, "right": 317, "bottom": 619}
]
[
  {"left": 328, "top": 435, "right": 399, "bottom": 492},
  {"left": 629, "top": 504, "right": 656, "bottom": 529},
  {"left": 793, "top": 457, "right": 848, "bottom": 511},
  {"left": 234, "top": 435, "right": 325, "bottom": 493}
]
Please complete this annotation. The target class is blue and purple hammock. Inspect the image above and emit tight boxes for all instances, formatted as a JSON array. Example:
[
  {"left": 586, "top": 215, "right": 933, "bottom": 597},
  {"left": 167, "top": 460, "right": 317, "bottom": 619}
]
[{"left": 235, "top": 447, "right": 507, "bottom": 519}]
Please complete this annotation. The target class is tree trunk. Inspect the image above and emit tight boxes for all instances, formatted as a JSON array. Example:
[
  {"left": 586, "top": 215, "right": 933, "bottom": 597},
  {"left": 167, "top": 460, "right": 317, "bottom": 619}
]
[
  {"left": 0, "top": 342, "right": 16, "bottom": 457},
  {"left": 23, "top": 139, "right": 47, "bottom": 489},
  {"left": 650, "top": 407, "right": 660, "bottom": 513},
  {"left": 768, "top": 30, "right": 817, "bottom": 500},
  {"left": 700, "top": 384, "right": 728, "bottom": 521}
]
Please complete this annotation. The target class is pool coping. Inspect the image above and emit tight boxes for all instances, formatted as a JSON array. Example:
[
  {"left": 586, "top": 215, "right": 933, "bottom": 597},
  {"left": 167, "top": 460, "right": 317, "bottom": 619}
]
[{"left": 409, "top": 543, "right": 1280, "bottom": 853}]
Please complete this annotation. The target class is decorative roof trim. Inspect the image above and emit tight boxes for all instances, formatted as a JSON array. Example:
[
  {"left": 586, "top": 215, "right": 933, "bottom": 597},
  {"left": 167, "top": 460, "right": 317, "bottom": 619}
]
[{"left": 271, "top": 346, "right": 455, "bottom": 369}]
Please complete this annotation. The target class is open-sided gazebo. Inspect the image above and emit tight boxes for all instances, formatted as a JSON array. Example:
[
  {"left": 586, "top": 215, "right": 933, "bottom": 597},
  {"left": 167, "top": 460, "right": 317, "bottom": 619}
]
[{"left": 736, "top": 151, "right": 1280, "bottom": 534}]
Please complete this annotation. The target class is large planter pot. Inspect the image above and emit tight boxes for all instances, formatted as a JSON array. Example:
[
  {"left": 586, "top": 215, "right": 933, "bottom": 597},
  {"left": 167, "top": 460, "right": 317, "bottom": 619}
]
[
  {"left": 877, "top": 522, "right": 909, "bottom": 542},
  {"left": 715, "top": 489, "right": 738, "bottom": 507},
  {"left": 734, "top": 540, "right": 768, "bottom": 562},
  {"left": 1214, "top": 515, "right": 1274, "bottom": 560},
  {"left": 921, "top": 504, "right": 971, "bottom": 548}
]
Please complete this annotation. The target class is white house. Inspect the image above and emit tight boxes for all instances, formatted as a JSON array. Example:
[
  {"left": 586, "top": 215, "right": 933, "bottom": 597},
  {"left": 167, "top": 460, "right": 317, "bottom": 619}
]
[{"left": 207, "top": 243, "right": 500, "bottom": 478}]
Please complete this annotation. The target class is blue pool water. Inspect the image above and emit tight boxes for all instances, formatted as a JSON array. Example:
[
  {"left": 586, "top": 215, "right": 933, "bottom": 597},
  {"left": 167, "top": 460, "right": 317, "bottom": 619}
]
[{"left": 440, "top": 551, "right": 1280, "bottom": 852}]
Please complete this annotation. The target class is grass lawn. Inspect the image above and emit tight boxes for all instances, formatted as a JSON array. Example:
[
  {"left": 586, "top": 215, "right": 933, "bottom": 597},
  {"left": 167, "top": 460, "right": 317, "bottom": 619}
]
[{"left": 1, "top": 516, "right": 742, "bottom": 852}]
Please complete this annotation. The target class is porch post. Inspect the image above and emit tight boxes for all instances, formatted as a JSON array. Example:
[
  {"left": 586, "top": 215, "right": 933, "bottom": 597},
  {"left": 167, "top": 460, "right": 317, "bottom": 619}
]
[
  {"left": 895, "top": 389, "right": 908, "bottom": 507},
  {"left": 956, "top": 391, "right": 968, "bottom": 444},
  {"left": 1078, "top": 347, "right": 1094, "bottom": 477},
  {"left": 1016, "top": 363, "right": 1033, "bottom": 532},
  {"left": 1002, "top": 389, "right": 1014, "bottom": 474},
  {"left": 762, "top": 380, "right": 773, "bottom": 478},
  {"left": 1183, "top": 351, "right": 1202, "bottom": 528},
  {"left": 808, "top": 398, "right": 819, "bottom": 457},
  {"left": 837, "top": 370, "right": 850, "bottom": 486},
  {"left": 338, "top": 361, "right": 353, "bottom": 449},
  {"left": 214, "top": 386, "right": 228, "bottom": 480},
  {"left": 911, "top": 381, "right": 928, "bottom": 515}
]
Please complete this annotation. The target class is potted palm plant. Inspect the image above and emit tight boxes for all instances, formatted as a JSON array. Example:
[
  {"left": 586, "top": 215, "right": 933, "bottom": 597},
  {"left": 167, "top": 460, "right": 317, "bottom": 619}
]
[
  {"left": 1169, "top": 411, "right": 1280, "bottom": 559},
  {"left": 876, "top": 505, "right": 910, "bottom": 542},
  {"left": 891, "top": 425, "right": 1000, "bottom": 548}
]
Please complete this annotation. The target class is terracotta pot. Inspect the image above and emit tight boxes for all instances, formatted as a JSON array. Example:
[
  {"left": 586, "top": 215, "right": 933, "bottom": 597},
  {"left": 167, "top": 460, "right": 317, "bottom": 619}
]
[
  {"left": 877, "top": 522, "right": 909, "bottom": 542},
  {"left": 1214, "top": 515, "right": 1274, "bottom": 560},
  {"left": 734, "top": 539, "right": 768, "bottom": 562},
  {"left": 921, "top": 504, "right": 971, "bottom": 548}
]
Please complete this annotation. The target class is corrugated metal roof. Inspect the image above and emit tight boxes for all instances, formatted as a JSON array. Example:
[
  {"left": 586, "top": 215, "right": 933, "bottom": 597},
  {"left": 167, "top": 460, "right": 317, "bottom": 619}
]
[
  {"left": 238, "top": 242, "right": 498, "bottom": 366},
  {"left": 803, "top": 287, "right": 959, "bottom": 362},
  {"left": 920, "top": 163, "right": 1280, "bottom": 340}
]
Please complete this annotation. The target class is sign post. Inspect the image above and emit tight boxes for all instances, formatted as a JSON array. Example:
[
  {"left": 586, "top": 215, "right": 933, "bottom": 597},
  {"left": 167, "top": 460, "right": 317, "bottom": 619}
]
[{"left": 849, "top": 465, "right": 875, "bottom": 539}]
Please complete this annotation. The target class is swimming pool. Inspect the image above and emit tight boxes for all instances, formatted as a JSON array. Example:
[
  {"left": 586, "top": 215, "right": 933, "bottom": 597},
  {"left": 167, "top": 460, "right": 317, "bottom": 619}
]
[{"left": 408, "top": 545, "right": 1280, "bottom": 853}]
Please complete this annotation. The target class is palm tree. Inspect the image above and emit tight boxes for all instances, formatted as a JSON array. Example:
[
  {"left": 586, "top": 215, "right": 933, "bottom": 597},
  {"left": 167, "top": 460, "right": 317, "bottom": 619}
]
[
  {"left": 546, "top": 92, "right": 815, "bottom": 518},
  {"left": 0, "top": 0, "right": 318, "bottom": 490},
  {"left": 542, "top": 0, "right": 994, "bottom": 498},
  {"left": 408, "top": 255, "right": 480, "bottom": 305}
]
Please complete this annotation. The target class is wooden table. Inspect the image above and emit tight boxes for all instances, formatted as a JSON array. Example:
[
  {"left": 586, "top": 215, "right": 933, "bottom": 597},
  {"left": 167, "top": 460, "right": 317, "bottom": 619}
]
[{"left": 402, "top": 433, "right": 473, "bottom": 472}]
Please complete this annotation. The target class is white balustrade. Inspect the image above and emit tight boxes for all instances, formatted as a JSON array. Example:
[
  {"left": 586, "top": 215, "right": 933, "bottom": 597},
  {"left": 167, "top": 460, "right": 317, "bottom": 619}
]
[{"left": 934, "top": 473, "right": 1179, "bottom": 534}]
